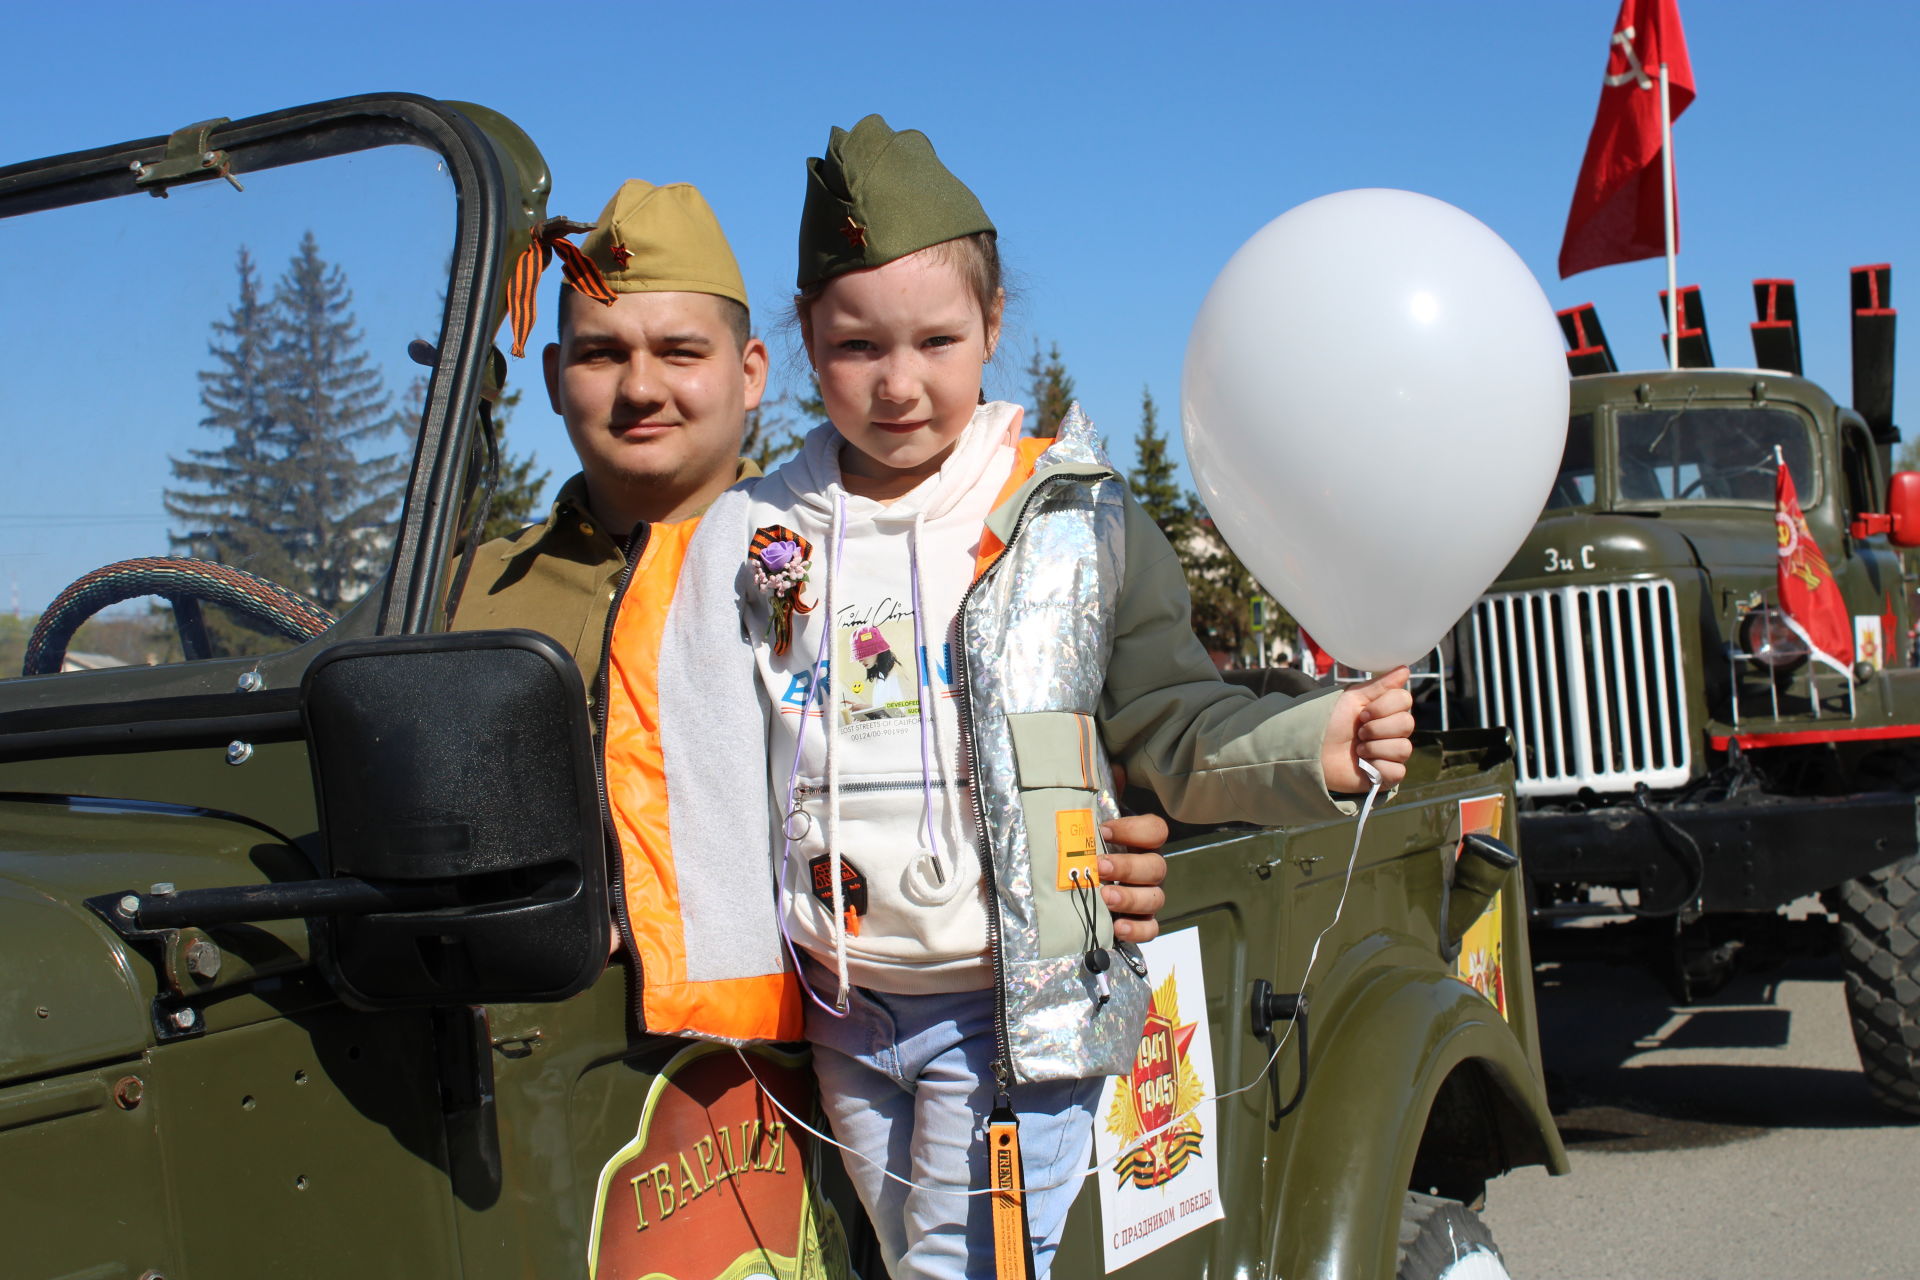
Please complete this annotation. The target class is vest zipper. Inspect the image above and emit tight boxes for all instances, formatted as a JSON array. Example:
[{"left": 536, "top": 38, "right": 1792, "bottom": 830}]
[
  {"left": 596, "top": 521, "right": 651, "bottom": 1031},
  {"left": 952, "top": 476, "right": 1066, "bottom": 1095},
  {"left": 792, "top": 778, "right": 973, "bottom": 798}
]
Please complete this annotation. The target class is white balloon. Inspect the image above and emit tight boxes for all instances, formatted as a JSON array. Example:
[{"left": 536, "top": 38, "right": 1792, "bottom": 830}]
[{"left": 1182, "top": 189, "right": 1568, "bottom": 672}]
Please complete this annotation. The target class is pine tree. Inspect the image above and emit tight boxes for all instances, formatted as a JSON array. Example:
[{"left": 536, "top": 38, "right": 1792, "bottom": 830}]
[
  {"left": 268, "top": 231, "right": 409, "bottom": 609},
  {"left": 1025, "top": 340, "right": 1076, "bottom": 438},
  {"left": 1128, "top": 386, "right": 1189, "bottom": 545},
  {"left": 479, "top": 386, "right": 552, "bottom": 542},
  {"left": 1184, "top": 510, "right": 1261, "bottom": 663},
  {"left": 741, "top": 387, "right": 810, "bottom": 473},
  {"left": 166, "top": 247, "right": 296, "bottom": 583}
]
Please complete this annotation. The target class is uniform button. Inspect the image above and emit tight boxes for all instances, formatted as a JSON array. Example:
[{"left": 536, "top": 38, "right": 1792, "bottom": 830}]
[
  {"left": 607, "top": 588, "right": 617, "bottom": 602},
  {"left": 580, "top": 522, "right": 595, "bottom": 536}
]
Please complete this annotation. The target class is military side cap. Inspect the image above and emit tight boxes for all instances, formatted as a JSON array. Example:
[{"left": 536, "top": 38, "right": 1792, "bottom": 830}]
[
  {"left": 580, "top": 180, "right": 749, "bottom": 308},
  {"left": 796, "top": 115, "right": 995, "bottom": 290}
]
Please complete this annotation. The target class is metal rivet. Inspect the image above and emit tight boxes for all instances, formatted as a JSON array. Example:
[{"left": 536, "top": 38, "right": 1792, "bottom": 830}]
[
  {"left": 114, "top": 1076, "right": 145, "bottom": 1109},
  {"left": 226, "top": 740, "right": 254, "bottom": 766},
  {"left": 119, "top": 894, "right": 142, "bottom": 916},
  {"left": 293, "top": 1069, "right": 309, "bottom": 1085},
  {"left": 138, "top": 1272, "right": 165, "bottom": 1280},
  {"left": 293, "top": 1175, "right": 309, "bottom": 1191},
  {"left": 185, "top": 938, "right": 222, "bottom": 981},
  {"left": 236, "top": 670, "right": 264, "bottom": 693},
  {"left": 202, "top": 151, "right": 216, "bottom": 163},
  {"left": 169, "top": 1008, "right": 198, "bottom": 1031},
  {"left": 149, "top": 882, "right": 176, "bottom": 896},
  {"left": 34, "top": 1006, "right": 49, "bottom": 1019},
  {"left": 128, "top": 160, "right": 144, "bottom": 173}
]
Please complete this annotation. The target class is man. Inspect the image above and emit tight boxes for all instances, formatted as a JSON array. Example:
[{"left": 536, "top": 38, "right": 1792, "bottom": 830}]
[{"left": 454, "top": 180, "right": 1169, "bottom": 968}]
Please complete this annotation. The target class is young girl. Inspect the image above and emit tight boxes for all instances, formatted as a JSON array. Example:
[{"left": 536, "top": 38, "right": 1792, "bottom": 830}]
[{"left": 742, "top": 116, "right": 1413, "bottom": 1280}]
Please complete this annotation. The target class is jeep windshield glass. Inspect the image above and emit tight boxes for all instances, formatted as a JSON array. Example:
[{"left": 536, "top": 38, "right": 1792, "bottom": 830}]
[
  {"left": 1614, "top": 406, "right": 1816, "bottom": 507},
  {"left": 0, "top": 144, "right": 450, "bottom": 678}
]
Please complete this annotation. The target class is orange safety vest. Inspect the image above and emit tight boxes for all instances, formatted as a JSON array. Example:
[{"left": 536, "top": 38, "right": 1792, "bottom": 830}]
[{"left": 603, "top": 516, "right": 803, "bottom": 1042}]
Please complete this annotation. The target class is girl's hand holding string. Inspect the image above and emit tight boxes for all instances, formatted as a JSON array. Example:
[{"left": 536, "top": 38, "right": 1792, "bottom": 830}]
[{"left": 1321, "top": 665, "right": 1416, "bottom": 791}]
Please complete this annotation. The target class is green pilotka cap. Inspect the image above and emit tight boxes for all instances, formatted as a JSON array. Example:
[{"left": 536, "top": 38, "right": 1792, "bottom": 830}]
[{"left": 796, "top": 115, "right": 995, "bottom": 290}]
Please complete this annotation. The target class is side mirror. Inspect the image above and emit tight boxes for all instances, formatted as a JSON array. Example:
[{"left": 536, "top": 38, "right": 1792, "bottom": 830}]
[
  {"left": 1853, "top": 472, "right": 1920, "bottom": 547},
  {"left": 303, "top": 630, "right": 608, "bottom": 1007},
  {"left": 1889, "top": 472, "right": 1920, "bottom": 548}
]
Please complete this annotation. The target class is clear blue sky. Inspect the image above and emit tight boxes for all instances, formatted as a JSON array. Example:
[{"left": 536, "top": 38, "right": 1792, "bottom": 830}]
[{"left": 4, "top": 1, "right": 1916, "bottom": 602}]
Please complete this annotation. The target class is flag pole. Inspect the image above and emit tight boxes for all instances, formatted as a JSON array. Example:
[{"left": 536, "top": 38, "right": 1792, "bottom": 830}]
[{"left": 1660, "top": 60, "right": 1679, "bottom": 371}]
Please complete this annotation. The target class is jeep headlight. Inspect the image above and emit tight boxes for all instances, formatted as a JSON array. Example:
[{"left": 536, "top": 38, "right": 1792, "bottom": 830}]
[{"left": 1739, "top": 605, "right": 1808, "bottom": 672}]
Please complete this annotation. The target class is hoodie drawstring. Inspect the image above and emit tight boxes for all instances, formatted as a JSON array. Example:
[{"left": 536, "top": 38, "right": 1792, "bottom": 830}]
[
  {"left": 905, "top": 510, "right": 972, "bottom": 907},
  {"left": 822, "top": 493, "right": 851, "bottom": 1010}
]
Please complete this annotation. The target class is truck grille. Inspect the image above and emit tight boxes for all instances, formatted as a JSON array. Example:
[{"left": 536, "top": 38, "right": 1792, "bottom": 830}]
[{"left": 1469, "top": 581, "right": 1691, "bottom": 797}]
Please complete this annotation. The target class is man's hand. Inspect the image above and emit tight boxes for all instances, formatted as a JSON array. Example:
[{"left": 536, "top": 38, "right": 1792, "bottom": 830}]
[
  {"left": 1321, "top": 665, "right": 1416, "bottom": 790},
  {"left": 1099, "top": 817, "right": 1169, "bottom": 944}
]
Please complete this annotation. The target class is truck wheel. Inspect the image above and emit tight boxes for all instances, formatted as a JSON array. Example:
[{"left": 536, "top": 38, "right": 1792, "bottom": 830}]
[
  {"left": 1396, "top": 1191, "right": 1510, "bottom": 1280},
  {"left": 1835, "top": 855, "right": 1920, "bottom": 1118}
]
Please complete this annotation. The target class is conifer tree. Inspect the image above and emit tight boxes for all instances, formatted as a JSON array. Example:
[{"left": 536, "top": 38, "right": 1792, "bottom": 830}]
[
  {"left": 268, "top": 232, "right": 408, "bottom": 609},
  {"left": 741, "top": 388, "right": 809, "bottom": 473},
  {"left": 1128, "top": 386, "right": 1189, "bottom": 545},
  {"left": 1024, "top": 340, "right": 1075, "bottom": 438},
  {"left": 166, "top": 247, "right": 295, "bottom": 582},
  {"left": 479, "top": 386, "right": 552, "bottom": 542}
]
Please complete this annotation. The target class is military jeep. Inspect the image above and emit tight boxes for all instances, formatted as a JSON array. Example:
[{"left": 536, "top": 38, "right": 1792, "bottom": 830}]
[{"left": 0, "top": 95, "right": 1563, "bottom": 1280}]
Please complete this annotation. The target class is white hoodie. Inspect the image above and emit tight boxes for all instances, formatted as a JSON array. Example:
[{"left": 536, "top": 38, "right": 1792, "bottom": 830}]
[{"left": 746, "top": 402, "right": 1024, "bottom": 996}]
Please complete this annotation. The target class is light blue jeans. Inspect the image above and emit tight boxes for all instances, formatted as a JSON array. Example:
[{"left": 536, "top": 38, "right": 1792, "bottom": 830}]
[{"left": 803, "top": 971, "right": 1100, "bottom": 1280}]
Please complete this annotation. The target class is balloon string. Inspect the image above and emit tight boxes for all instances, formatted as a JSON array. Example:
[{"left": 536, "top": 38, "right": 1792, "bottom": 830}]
[{"left": 734, "top": 757, "right": 1386, "bottom": 1200}]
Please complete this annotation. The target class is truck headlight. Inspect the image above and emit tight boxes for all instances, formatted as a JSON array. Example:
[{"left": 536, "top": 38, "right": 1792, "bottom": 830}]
[{"left": 1739, "top": 606, "right": 1808, "bottom": 672}]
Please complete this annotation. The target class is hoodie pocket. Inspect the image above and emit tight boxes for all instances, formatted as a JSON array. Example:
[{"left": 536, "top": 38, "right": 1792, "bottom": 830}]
[{"left": 1009, "top": 712, "right": 1115, "bottom": 960}]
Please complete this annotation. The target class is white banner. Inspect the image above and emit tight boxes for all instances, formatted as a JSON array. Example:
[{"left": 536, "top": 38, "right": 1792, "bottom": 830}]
[{"left": 1092, "top": 927, "right": 1225, "bottom": 1272}]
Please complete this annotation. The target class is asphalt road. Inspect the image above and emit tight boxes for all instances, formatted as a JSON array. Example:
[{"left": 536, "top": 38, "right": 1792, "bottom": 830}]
[{"left": 1481, "top": 934, "right": 1920, "bottom": 1279}]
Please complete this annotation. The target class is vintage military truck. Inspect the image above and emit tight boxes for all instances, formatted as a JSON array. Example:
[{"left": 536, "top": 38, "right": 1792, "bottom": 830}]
[
  {"left": 1439, "top": 277, "right": 1920, "bottom": 1116},
  {"left": 0, "top": 95, "right": 1563, "bottom": 1280}
]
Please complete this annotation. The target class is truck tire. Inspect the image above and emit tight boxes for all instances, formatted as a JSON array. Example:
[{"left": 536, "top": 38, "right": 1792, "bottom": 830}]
[
  {"left": 1835, "top": 855, "right": 1920, "bottom": 1118},
  {"left": 1395, "top": 1191, "right": 1511, "bottom": 1280}
]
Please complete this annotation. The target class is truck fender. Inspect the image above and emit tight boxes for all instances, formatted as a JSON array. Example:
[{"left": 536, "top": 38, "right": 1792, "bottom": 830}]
[{"left": 1267, "top": 965, "right": 1566, "bottom": 1280}]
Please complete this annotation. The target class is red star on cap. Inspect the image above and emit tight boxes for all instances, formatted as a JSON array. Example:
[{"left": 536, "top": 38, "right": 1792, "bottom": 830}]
[
  {"left": 609, "top": 242, "right": 632, "bottom": 268},
  {"left": 838, "top": 215, "right": 867, "bottom": 250}
]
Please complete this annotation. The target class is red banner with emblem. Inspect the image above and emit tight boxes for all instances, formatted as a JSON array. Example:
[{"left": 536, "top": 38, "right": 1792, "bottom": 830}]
[
  {"left": 1775, "top": 460, "right": 1854, "bottom": 674},
  {"left": 1559, "top": 0, "right": 1695, "bottom": 278}
]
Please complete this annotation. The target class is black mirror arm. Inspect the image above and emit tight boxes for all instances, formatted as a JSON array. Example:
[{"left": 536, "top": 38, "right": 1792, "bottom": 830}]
[{"left": 87, "top": 878, "right": 462, "bottom": 938}]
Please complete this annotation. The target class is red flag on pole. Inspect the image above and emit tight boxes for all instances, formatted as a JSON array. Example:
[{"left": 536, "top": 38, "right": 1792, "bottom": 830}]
[
  {"left": 1775, "top": 459, "right": 1854, "bottom": 675},
  {"left": 1558, "top": 0, "right": 1695, "bottom": 279}
]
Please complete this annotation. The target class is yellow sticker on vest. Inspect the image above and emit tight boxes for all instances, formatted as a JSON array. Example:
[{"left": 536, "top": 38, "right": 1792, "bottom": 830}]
[{"left": 1056, "top": 808, "right": 1100, "bottom": 890}]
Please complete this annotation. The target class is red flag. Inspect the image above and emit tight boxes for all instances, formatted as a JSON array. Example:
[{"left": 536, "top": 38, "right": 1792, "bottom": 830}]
[
  {"left": 1298, "top": 628, "right": 1334, "bottom": 679},
  {"left": 1558, "top": 0, "right": 1695, "bottom": 278},
  {"left": 1775, "top": 460, "right": 1853, "bottom": 675}
]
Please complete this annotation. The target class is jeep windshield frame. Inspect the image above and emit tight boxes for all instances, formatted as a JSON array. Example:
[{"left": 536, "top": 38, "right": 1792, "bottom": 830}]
[{"left": 0, "top": 94, "right": 512, "bottom": 647}]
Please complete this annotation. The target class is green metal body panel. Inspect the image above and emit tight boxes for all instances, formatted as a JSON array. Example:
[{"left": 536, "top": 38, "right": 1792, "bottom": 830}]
[
  {"left": 1049, "top": 735, "right": 1565, "bottom": 1279},
  {"left": 0, "top": 97, "right": 1563, "bottom": 1279}
]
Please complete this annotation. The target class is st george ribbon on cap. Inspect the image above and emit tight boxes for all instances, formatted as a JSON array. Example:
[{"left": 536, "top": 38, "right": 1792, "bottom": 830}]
[{"left": 506, "top": 180, "right": 750, "bottom": 357}]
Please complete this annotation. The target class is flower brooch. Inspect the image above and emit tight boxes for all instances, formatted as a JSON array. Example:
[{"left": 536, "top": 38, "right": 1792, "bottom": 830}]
[{"left": 749, "top": 524, "right": 815, "bottom": 656}]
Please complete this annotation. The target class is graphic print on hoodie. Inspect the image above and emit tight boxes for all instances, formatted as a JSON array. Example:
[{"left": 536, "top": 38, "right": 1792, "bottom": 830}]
[{"left": 747, "top": 402, "right": 1024, "bottom": 995}]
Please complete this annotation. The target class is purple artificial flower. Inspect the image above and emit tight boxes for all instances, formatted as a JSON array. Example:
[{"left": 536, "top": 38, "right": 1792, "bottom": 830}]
[{"left": 761, "top": 539, "right": 800, "bottom": 573}]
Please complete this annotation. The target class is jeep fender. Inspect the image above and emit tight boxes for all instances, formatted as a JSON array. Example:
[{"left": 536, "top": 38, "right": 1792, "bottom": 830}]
[{"left": 1268, "top": 962, "right": 1566, "bottom": 1280}]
